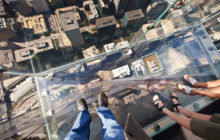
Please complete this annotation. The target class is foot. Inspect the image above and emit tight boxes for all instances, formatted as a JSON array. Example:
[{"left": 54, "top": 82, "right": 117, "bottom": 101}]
[
  {"left": 170, "top": 93, "right": 181, "bottom": 112},
  {"left": 184, "top": 75, "right": 197, "bottom": 87},
  {"left": 177, "top": 83, "right": 192, "bottom": 94},
  {"left": 98, "top": 93, "right": 108, "bottom": 107},
  {"left": 77, "top": 98, "right": 88, "bottom": 112},
  {"left": 153, "top": 95, "right": 165, "bottom": 113}
]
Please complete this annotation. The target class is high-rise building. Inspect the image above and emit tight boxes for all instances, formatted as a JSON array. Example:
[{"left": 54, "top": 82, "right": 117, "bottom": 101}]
[
  {"left": 130, "top": 23, "right": 164, "bottom": 44},
  {"left": 113, "top": 0, "right": 148, "bottom": 17},
  {"left": 56, "top": 6, "right": 85, "bottom": 48},
  {"left": 96, "top": 15, "right": 116, "bottom": 34},
  {"left": 123, "top": 9, "right": 145, "bottom": 31},
  {"left": 97, "top": 0, "right": 109, "bottom": 17},
  {"left": 63, "top": 0, "right": 81, "bottom": 6},
  {"left": 6, "top": 0, "right": 33, "bottom": 16},
  {"left": 0, "top": 48, "right": 14, "bottom": 68},
  {"left": 113, "top": 0, "right": 129, "bottom": 17},
  {"left": 49, "top": 0, "right": 63, "bottom": 9},
  {"left": 126, "top": 0, "right": 141, "bottom": 11},
  {"left": 0, "top": 18, "right": 18, "bottom": 41},
  {"left": 27, "top": 0, "right": 49, "bottom": 14},
  {"left": 0, "top": 0, "right": 10, "bottom": 17},
  {"left": 146, "top": 1, "right": 168, "bottom": 20}
]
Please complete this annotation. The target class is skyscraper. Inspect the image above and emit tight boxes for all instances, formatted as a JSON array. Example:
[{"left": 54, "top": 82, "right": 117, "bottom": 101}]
[
  {"left": 0, "top": 0, "right": 10, "bottom": 17},
  {"left": 49, "top": 0, "right": 63, "bottom": 9},
  {"left": 0, "top": 18, "right": 18, "bottom": 41},
  {"left": 126, "top": 0, "right": 141, "bottom": 11},
  {"left": 96, "top": 16, "right": 116, "bottom": 34},
  {"left": 27, "top": 0, "right": 49, "bottom": 14},
  {"left": 56, "top": 7, "right": 85, "bottom": 48},
  {"left": 113, "top": 0, "right": 129, "bottom": 17},
  {"left": 123, "top": 9, "right": 145, "bottom": 31},
  {"left": 6, "top": 0, "right": 33, "bottom": 16}
]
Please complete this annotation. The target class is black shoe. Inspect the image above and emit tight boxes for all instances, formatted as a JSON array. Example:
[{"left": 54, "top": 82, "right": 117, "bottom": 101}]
[
  {"left": 77, "top": 98, "right": 88, "bottom": 112},
  {"left": 98, "top": 93, "right": 108, "bottom": 107}
]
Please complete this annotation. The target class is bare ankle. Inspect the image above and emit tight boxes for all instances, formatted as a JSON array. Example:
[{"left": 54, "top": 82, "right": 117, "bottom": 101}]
[
  {"left": 178, "top": 106, "right": 183, "bottom": 112},
  {"left": 163, "top": 108, "right": 169, "bottom": 114},
  {"left": 194, "top": 83, "right": 200, "bottom": 88}
]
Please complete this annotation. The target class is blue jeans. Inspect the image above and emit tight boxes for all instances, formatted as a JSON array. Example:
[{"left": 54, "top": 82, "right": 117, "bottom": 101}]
[{"left": 64, "top": 107, "right": 125, "bottom": 140}]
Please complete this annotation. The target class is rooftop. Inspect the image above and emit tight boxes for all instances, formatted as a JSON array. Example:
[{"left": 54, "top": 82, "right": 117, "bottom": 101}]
[
  {"left": 103, "top": 42, "right": 116, "bottom": 53},
  {"left": 14, "top": 38, "right": 54, "bottom": 62},
  {"left": 116, "top": 41, "right": 132, "bottom": 55},
  {"left": 116, "top": 41, "right": 129, "bottom": 49},
  {"left": 143, "top": 53, "right": 164, "bottom": 74},
  {"left": 56, "top": 6, "right": 79, "bottom": 31},
  {"left": 161, "top": 16, "right": 188, "bottom": 34},
  {"left": 167, "top": 9, "right": 184, "bottom": 19},
  {"left": 98, "top": 70, "right": 114, "bottom": 80},
  {"left": 124, "top": 9, "right": 144, "bottom": 21},
  {"left": 131, "top": 59, "right": 148, "bottom": 76},
  {"left": 96, "top": 16, "right": 116, "bottom": 29},
  {"left": 82, "top": 45, "right": 100, "bottom": 59},
  {"left": 142, "top": 23, "right": 164, "bottom": 40},
  {"left": 0, "top": 49, "right": 14, "bottom": 65},
  {"left": 112, "top": 65, "right": 131, "bottom": 78},
  {"left": 171, "top": 16, "right": 187, "bottom": 28},
  {"left": 82, "top": 46, "right": 102, "bottom": 66},
  {"left": 23, "top": 14, "right": 48, "bottom": 34}
]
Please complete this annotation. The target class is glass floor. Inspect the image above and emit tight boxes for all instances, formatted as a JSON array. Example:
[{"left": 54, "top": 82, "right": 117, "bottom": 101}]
[
  {"left": 0, "top": 0, "right": 220, "bottom": 139},
  {"left": 34, "top": 24, "right": 220, "bottom": 139}
]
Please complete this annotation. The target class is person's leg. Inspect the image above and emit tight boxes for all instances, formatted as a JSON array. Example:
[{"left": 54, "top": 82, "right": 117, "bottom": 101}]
[
  {"left": 65, "top": 110, "right": 91, "bottom": 140},
  {"left": 147, "top": 79, "right": 179, "bottom": 92},
  {"left": 178, "top": 106, "right": 211, "bottom": 121},
  {"left": 97, "top": 107, "right": 125, "bottom": 140},
  {"left": 178, "top": 83, "right": 220, "bottom": 98},
  {"left": 184, "top": 75, "right": 220, "bottom": 88},
  {"left": 163, "top": 108, "right": 192, "bottom": 130},
  {"left": 97, "top": 93, "right": 125, "bottom": 140},
  {"left": 171, "top": 93, "right": 212, "bottom": 121},
  {"left": 154, "top": 95, "right": 220, "bottom": 140},
  {"left": 64, "top": 98, "right": 91, "bottom": 140},
  {"left": 153, "top": 95, "right": 191, "bottom": 130},
  {"left": 194, "top": 80, "right": 220, "bottom": 88}
]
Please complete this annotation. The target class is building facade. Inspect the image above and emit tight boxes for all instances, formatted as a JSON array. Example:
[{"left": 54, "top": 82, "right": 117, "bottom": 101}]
[
  {"left": 6, "top": 0, "right": 33, "bottom": 16},
  {"left": 113, "top": 0, "right": 129, "bottom": 17},
  {"left": 56, "top": 6, "right": 85, "bottom": 48},
  {"left": 97, "top": 0, "right": 109, "bottom": 17},
  {"left": 0, "top": 0, "right": 10, "bottom": 17},
  {"left": 49, "top": 0, "right": 63, "bottom": 9},
  {"left": 27, "top": 0, "right": 49, "bottom": 14},
  {"left": 123, "top": 9, "right": 145, "bottom": 31},
  {"left": 96, "top": 15, "right": 116, "bottom": 35},
  {"left": 126, "top": 0, "right": 141, "bottom": 11},
  {"left": 0, "top": 18, "right": 17, "bottom": 41}
]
